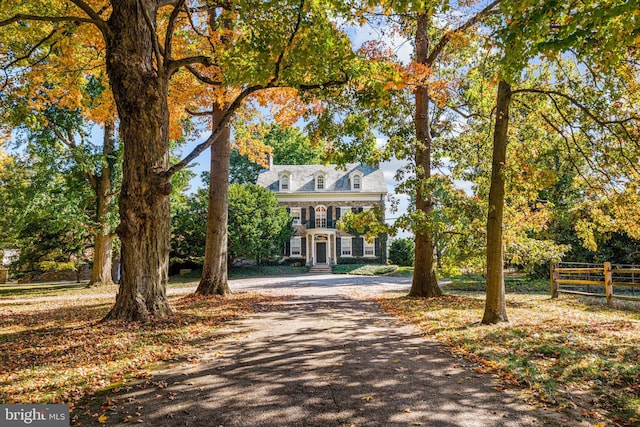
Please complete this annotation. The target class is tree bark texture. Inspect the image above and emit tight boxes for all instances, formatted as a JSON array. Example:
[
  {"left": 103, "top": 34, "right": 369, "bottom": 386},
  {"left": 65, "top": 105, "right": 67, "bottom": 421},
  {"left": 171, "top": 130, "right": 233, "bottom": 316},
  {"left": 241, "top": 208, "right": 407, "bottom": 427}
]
[
  {"left": 88, "top": 122, "right": 116, "bottom": 287},
  {"left": 409, "top": 12, "right": 442, "bottom": 298},
  {"left": 103, "top": 0, "right": 173, "bottom": 321},
  {"left": 196, "top": 105, "right": 231, "bottom": 296},
  {"left": 482, "top": 79, "right": 511, "bottom": 324}
]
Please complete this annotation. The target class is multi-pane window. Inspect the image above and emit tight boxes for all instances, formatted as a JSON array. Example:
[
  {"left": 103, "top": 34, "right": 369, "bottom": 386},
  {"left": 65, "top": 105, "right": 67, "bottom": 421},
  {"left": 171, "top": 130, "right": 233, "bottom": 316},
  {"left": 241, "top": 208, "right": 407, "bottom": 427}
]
[
  {"left": 290, "top": 208, "right": 301, "bottom": 225},
  {"left": 363, "top": 238, "right": 375, "bottom": 257},
  {"left": 290, "top": 237, "right": 302, "bottom": 256},
  {"left": 353, "top": 175, "right": 361, "bottom": 189},
  {"left": 316, "top": 175, "right": 324, "bottom": 190},
  {"left": 315, "top": 206, "right": 327, "bottom": 228},
  {"left": 280, "top": 175, "right": 290, "bottom": 191},
  {"left": 341, "top": 237, "right": 352, "bottom": 256}
]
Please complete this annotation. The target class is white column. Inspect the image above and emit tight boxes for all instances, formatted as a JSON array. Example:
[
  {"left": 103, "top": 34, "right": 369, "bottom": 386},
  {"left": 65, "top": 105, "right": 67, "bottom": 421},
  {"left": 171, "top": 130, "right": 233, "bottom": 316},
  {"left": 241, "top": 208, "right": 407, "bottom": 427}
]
[
  {"left": 333, "top": 234, "right": 337, "bottom": 263},
  {"left": 327, "top": 234, "right": 331, "bottom": 265},
  {"left": 311, "top": 234, "right": 316, "bottom": 265}
]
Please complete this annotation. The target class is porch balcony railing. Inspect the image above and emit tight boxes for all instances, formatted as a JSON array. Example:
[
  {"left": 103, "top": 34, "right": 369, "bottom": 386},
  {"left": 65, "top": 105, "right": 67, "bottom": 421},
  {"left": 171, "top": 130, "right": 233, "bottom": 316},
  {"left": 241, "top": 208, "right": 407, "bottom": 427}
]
[{"left": 305, "top": 219, "right": 337, "bottom": 229}]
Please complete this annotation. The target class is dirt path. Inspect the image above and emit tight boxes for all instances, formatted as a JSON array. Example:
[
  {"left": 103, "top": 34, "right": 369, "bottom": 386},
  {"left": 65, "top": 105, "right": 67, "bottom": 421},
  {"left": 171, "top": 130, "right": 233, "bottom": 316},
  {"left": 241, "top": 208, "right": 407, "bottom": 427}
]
[{"left": 75, "top": 275, "right": 559, "bottom": 426}]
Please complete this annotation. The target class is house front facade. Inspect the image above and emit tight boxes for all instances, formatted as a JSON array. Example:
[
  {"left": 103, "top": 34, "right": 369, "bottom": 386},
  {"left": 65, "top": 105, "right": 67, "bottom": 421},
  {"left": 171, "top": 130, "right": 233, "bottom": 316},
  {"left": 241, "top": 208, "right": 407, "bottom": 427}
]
[{"left": 256, "top": 163, "right": 388, "bottom": 266}]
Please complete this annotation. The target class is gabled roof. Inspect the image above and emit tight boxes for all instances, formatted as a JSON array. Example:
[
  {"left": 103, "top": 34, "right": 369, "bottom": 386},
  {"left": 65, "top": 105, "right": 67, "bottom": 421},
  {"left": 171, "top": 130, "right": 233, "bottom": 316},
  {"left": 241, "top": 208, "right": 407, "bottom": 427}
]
[{"left": 256, "top": 163, "right": 387, "bottom": 194}]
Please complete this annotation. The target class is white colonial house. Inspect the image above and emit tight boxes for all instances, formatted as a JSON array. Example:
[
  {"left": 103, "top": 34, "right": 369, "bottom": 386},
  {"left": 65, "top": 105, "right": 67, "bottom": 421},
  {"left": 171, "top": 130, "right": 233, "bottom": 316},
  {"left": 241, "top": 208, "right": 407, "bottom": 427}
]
[{"left": 256, "top": 163, "right": 388, "bottom": 267}]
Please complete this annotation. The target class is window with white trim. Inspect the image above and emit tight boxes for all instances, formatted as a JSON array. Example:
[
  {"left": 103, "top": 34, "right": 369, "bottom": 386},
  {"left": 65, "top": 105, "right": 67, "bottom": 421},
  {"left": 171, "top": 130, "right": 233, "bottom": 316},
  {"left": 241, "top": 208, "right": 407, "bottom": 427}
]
[
  {"left": 279, "top": 172, "right": 291, "bottom": 191},
  {"left": 353, "top": 174, "right": 361, "bottom": 189},
  {"left": 290, "top": 207, "right": 301, "bottom": 225},
  {"left": 363, "top": 238, "right": 375, "bottom": 257},
  {"left": 315, "top": 206, "right": 327, "bottom": 228},
  {"left": 316, "top": 175, "right": 324, "bottom": 190},
  {"left": 290, "top": 237, "right": 302, "bottom": 256},
  {"left": 341, "top": 237, "right": 352, "bottom": 256},
  {"left": 350, "top": 171, "right": 364, "bottom": 191}
]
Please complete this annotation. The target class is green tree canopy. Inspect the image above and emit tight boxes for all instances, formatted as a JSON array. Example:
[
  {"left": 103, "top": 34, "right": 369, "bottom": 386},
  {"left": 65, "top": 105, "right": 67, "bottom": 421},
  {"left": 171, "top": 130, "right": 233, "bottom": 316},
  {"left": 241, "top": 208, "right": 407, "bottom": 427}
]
[
  {"left": 228, "top": 183, "right": 293, "bottom": 264},
  {"left": 388, "top": 238, "right": 414, "bottom": 267},
  {"left": 171, "top": 183, "right": 293, "bottom": 265},
  {"left": 230, "top": 123, "right": 324, "bottom": 184}
]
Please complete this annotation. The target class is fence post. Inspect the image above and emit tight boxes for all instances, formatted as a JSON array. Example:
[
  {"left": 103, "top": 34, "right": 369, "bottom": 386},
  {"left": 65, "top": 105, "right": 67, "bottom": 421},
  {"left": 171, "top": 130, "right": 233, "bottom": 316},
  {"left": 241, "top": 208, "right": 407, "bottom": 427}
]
[
  {"left": 604, "top": 262, "right": 613, "bottom": 306},
  {"left": 550, "top": 262, "right": 559, "bottom": 299}
]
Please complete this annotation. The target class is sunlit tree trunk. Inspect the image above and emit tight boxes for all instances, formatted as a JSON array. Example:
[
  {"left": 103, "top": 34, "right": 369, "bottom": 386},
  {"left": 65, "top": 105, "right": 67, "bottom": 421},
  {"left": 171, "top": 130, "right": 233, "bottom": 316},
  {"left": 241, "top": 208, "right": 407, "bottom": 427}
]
[
  {"left": 88, "top": 122, "right": 116, "bottom": 287},
  {"left": 482, "top": 79, "right": 511, "bottom": 324},
  {"left": 196, "top": 104, "right": 231, "bottom": 296},
  {"left": 103, "top": 0, "right": 172, "bottom": 321},
  {"left": 409, "top": 12, "right": 442, "bottom": 298}
]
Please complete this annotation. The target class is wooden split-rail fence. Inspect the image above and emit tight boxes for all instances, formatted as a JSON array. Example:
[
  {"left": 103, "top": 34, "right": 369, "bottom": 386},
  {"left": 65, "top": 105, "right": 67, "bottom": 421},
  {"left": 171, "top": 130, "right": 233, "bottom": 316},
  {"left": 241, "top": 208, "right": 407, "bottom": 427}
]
[{"left": 550, "top": 262, "right": 640, "bottom": 305}]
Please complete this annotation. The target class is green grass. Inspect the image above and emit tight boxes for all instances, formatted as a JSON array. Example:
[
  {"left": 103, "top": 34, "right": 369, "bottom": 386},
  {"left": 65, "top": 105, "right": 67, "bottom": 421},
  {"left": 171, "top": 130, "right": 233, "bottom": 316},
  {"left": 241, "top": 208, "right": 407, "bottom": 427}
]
[
  {"left": 442, "top": 274, "right": 550, "bottom": 293},
  {"left": 332, "top": 264, "right": 398, "bottom": 276},
  {"left": 171, "top": 265, "right": 309, "bottom": 281},
  {"left": 0, "top": 282, "right": 89, "bottom": 299},
  {"left": 377, "top": 293, "right": 640, "bottom": 425},
  {"left": 385, "top": 266, "right": 414, "bottom": 277},
  {"left": 228, "top": 265, "right": 309, "bottom": 278}
]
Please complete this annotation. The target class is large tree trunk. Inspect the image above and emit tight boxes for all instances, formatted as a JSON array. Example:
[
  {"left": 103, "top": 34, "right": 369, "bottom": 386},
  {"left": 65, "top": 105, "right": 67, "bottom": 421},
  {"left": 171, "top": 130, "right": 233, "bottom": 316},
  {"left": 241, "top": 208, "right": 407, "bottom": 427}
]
[
  {"left": 482, "top": 79, "right": 511, "bottom": 324},
  {"left": 409, "top": 12, "right": 442, "bottom": 298},
  {"left": 88, "top": 122, "right": 116, "bottom": 287},
  {"left": 103, "top": 0, "right": 173, "bottom": 321},
  {"left": 196, "top": 105, "right": 231, "bottom": 296}
]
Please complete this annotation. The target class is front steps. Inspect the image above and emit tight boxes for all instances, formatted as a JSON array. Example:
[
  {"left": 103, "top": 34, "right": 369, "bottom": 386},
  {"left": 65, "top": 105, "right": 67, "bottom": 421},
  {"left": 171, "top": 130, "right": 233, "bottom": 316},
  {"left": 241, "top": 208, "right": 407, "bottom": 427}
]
[{"left": 308, "top": 264, "right": 333, "bottom": 274}]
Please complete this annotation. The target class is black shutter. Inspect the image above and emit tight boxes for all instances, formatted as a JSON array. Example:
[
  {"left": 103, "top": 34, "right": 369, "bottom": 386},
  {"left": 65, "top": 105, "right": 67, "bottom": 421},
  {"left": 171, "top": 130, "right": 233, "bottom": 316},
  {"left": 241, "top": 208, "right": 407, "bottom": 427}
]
[
  {"left": 354, "top": 237, "right": 361, "bottom": 257},
  {"left": 301, "top": 208, "right": 307, "bottom": 224},
  {"left": 309, "top": 206, "right": 315, "bottom": 225},
  {"left": 336, "top": 238, "right": 341, "bottom": 259},
  {"left": 358, "top": 207, "right": 363, "bottom": 213},
  {"left": 336, "top": 207, "right": 340, "bottom": 219},
  {"left": 285, "top": 240, "right": 291, "bottom": 256},
  {"left": 327, "top": 206, "right": 333, "bottom": 224},
  {"left": 301, "top": 237, "right": 306, "bottom": 256},
  {"left": 286, "top": 207, "right": 290, "bottom": 214}
]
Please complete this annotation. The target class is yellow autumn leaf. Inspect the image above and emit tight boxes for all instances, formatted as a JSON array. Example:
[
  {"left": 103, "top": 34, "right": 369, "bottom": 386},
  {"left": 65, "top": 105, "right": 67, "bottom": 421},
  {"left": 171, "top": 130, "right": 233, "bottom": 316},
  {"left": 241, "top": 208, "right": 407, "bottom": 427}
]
[{"left": 98, "top": 414, "right": 108, "bottom": 424}]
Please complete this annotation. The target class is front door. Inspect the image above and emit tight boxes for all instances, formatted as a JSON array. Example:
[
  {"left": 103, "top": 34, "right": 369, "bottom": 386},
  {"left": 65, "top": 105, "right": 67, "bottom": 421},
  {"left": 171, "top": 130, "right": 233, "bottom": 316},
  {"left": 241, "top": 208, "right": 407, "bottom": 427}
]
[{"left": 316, "top": 242, "right": 327, "bottom": 264}]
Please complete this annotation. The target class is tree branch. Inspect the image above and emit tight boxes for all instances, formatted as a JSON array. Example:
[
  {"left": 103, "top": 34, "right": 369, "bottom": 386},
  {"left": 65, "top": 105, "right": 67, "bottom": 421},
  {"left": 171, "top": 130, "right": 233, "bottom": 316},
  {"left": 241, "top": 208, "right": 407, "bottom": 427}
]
[
  {"left": 185, "top": 107, "right": 214, "bottom": 116},
  {"left": 167, "top": 55, "right": 213, "bottom": 77},
  {"left": 510, "top": 88, "right": 640, "bottom": 126},
  {"left": 3, "top": 29, "right": 58, "bottom": 69},
  {"left": 270, "top": 0, "right": 305, "bottom": 85},
  {"left": 164, "top": 0, "right": 185, "bottom": 65},
  {"left": 137, "top": 0, "right": 164, "bottom": 78},
  {"left": 0, "top": 14, "right": 102, "bottom": 28},
  {"left": 68, "top": 0, "right": 106, "bottom": 25},
  {"left": 426, "top": 0, "right": 500, "bottom": 65},
  {"left": 184, "top": 64, "right": 222, "bottom": 85},
  {"left": 164, "top": 84, "right": 266, "bottom": 177}
]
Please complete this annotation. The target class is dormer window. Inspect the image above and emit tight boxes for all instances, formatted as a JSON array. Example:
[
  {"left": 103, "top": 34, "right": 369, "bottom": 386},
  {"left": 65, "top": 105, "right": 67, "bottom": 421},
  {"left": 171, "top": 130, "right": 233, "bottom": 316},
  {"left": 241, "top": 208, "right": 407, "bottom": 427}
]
[
  {"left": 350, "top": 170, "right": 364, "bottom": 191},
  {"left": 316, "top": 174, "right": 325, "bottom": 190},
  {"left": 278, "top": 171, "right": 292, "bottom": 192}
]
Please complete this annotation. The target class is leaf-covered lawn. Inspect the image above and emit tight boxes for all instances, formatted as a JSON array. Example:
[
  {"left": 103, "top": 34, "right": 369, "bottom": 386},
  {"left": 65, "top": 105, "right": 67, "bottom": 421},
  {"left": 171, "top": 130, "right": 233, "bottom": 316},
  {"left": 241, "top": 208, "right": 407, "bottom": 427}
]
[
  {"left": 0, "top": 292, "right": 284, "bottom": 406},
  {"left": 332, "top": 264, "right": 398, "bottom": 275},
  {"left": 376, "top": 293, "right": 640, "bottom": 426}
]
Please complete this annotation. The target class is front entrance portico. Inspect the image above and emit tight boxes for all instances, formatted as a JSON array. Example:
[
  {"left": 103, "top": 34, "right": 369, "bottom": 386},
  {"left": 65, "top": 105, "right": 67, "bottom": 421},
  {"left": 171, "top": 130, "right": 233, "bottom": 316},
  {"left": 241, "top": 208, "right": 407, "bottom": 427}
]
[{"left": 306, "top": 230, "right": 337, "bottom": 266}]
